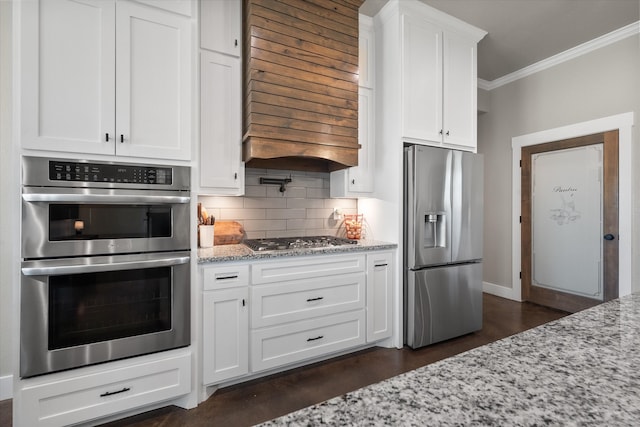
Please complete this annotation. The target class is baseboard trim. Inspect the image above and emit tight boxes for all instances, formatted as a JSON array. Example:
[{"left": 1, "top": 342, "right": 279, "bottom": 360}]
[
  {"left": 483, "top": 281, "right": 521, "bottom": 302},
  {"left": 0, "top": 374, "right": 12, "bottom": 400}
]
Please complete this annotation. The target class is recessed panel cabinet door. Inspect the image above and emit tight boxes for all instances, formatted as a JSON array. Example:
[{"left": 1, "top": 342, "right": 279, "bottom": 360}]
[
  {"left": 199, "top": 50, "right": 243, "bottom": 193},
  {"left": 20, "top": 0, "right": 116, "bottom": 155},
  {"left": 401, "top": 14, "right": 442, "bottom": 144},
  {"left": 202, "top": 288, "right": 249, "bottom": 385},
  {"left": 115, "top": 1, "right": 191, "bottom": 160},
  {"left": 443, "top": 32, "right": 477, "bottom": 150}
]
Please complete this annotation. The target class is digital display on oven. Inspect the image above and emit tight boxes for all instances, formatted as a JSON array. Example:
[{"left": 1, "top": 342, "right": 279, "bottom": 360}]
[{"left": 49, "top": 161, "right": 173, "bottom": 185}]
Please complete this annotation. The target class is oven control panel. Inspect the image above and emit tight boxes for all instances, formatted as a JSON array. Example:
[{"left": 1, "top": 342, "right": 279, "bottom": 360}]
[{"left": 49, "top": 161, "right": 173, "bottom": 185}]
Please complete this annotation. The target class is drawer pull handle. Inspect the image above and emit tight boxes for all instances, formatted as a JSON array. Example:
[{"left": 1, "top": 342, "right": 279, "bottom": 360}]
[
  {"left": 100, "top": 387, "right": 130, "bottom": 397},
  {"left": 375, "top": 263, "right": 388, "bottom": 267},
  {"left": 217, "top": 275, "right": 239, "bottom": 280},
  {"left": 306, "top": 296, "right": 324, "bottom": 302},
  {"left": 307, "top": 335, "right": 324, "bottom": 342}
]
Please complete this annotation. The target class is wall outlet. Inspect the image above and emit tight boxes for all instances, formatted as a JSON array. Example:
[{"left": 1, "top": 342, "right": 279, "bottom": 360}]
[{"left": 333, "top": 207, "right": 343, "bottom": 220}]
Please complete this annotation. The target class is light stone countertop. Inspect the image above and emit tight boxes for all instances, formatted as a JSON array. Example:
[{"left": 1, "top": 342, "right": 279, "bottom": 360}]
[
  {"left": 197, "top": 240, "right": 397, "bottom": 263},
  {"left": 259, "top": 293, "right": 640, "bottom": 426}
]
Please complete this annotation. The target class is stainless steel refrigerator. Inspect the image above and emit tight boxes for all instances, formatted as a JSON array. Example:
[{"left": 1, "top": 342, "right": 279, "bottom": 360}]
[{"left": 404, "top": 145, "right": 483, "bottom": 349}]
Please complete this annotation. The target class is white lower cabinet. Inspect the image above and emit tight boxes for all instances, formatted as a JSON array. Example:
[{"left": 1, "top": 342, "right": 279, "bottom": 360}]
[
  {"left": 19, "top": 350, "right": 191, "bottom": 427},
  {"left": 200, "top": 250, "right": 395, "bottom": 387},
  {"left": 366, "top": 251, "right": 394, "bottom": 342},
  {"left": 202, "top": 264, "right": 249, "bottom": 385}
]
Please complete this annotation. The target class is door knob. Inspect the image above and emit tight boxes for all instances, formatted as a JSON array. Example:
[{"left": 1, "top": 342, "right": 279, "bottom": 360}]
[{"left": 604, "top": 234, "right": 615, "bottom": 241}]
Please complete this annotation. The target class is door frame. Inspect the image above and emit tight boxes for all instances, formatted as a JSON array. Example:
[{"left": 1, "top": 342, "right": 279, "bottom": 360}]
[{"left": 507, "top": 112, "right": 633, "bottom": 302}]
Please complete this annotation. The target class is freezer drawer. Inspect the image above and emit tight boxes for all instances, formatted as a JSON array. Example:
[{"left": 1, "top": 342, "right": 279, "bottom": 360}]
[{"left": 405, "top": 263, "right": 482, "bottom": 348}]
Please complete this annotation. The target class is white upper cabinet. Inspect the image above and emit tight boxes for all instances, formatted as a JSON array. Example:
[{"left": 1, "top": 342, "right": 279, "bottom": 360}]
[
  {"left": 401, "top": 14, "right": 442, "bottom": 145},
  {"left": 20, "top": 0, "right": 192, "bottom": 161},
  {"left": 330, "top": 14, "right": 375, "bottom": 198},
  {"left": 114, "top": 1, "right": 192, "bottom": 160},
  {"left": 200, "top": 0, "right": 241, "bottom": 56},
  {"left": 199, "top": 50, "right": 243, "bottom": 193},
  {"left": 380, "top": 0, "right": 486, "bottom": 151},
  {"left": 443, "top": 32, "right": 477, "bottom": 149},
  {"left": 198, "top": 0, "right": 244, "bottom": 195}
]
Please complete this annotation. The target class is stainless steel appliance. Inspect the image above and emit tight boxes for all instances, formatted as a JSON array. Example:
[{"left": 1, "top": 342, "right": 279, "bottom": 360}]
[
  {"left": 243, "top": 236, "right": 357, "bottom": 252},
  {"left": 404, "top": 145, "right": 484, "bottom": 348},
  {"left": 20, "top": 157, "right": 191, "bottom": 378}
]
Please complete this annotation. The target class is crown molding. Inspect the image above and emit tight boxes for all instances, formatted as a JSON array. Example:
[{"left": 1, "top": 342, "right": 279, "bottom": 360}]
[{"left": 478, "top": 20, "right": 640, "bottom": 91}]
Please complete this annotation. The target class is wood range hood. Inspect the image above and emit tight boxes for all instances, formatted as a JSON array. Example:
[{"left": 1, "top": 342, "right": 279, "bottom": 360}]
[{"left": 243, "top": 0, "right": 364, "bottom": 172}]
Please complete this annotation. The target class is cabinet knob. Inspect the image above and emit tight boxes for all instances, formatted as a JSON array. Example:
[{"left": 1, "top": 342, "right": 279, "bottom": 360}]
[
  {"left": 120, "top": 134, "right": 125, "bottom": 143},
  {"left": 234, "top": 172, "right": 238, "bottom": 180},
  {"left": 351, "top": 179, "right": 355, "bottom": 185},
  {"left": 234, "top": 39, "right": 238, "bottom": 47},
  {"left": 439, "top": 129, "right": 443, "bottom": 135},
  {"left": 105, "top": 133, "right": 110, "bottom": 142},
  {"left": 446, "top": 130, "right": 450, "bottom": 136}
]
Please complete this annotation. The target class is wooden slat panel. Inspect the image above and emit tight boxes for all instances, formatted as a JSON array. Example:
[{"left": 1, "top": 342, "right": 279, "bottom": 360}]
[
  {"left": 248, "top": 80, "right": 357, "bottom": 112},
  {"left": 248, "top": 3, "right": 357, "bottom": 54},
  {"left": 247, "top": 102, "right": 357, "bottom": 129},
  {"left": 277, "top": 0, "right": 359, "bottom": 30},
  {"left": 248, "top": 113, "right": 357, "bottom": 138},
  {"left": 250, "top": 26, "right": 357, "bottom": 67},
  {"left": 246, "top": 91, "right": 357, "bottom": 121},
  {"left": 250, "top": 48, "right": 356, "bottom": 85},
  {"left": 249, "top": 69, "right": 357, "bottom": 103},
  {"left": 253, "top": 0, "right": 358, "bottom": 38},
  {"left": 246, "top": 123, "right": 358, "bottom": 148},
  {"left": 247, "top": 58, "right": 357, "bottom": 92}
]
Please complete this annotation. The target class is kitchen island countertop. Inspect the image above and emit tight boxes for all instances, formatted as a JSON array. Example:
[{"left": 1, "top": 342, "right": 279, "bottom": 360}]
[
  {"left": 260, "top": 292, "right": 640, "bottom": 426},
  {"left": 198, "top": 240, "right": 397, "bottom": 263}
]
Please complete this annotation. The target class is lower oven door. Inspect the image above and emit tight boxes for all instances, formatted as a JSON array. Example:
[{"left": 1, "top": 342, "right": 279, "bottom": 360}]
[{"left": 20, "top": 251, "right": 190, "bottom": 378}]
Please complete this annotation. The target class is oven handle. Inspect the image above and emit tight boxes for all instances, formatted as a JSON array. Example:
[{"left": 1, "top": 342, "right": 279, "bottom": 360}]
[
  {"left": 22, "top": 193, "right": 190, "bottom": 204},
  {"left": 21, "top": 254, "right": 190, "bottom": 276}
]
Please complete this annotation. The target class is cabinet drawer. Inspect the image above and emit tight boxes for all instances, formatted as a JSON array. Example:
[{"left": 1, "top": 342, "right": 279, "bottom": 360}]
[
  {"left": 203, "top": 263, "right": 249, "bottom": 290},
  {"left": 251, "top": 272, "right": 365, "bottom": 327},
  {"left": 251, "top": 254, "right": 366, "bottom": 284},
  {"left": 251, "top": 310, "right": 365, "bottom": 372},
  {"left": 20, "top": 351, "right": 191, "bottom": 427}
]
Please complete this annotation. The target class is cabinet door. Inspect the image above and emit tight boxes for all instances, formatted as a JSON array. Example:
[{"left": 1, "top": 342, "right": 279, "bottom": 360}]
[
  {"left": 401, "top": 14, "right": 442, "bottom": 144},
  {"left": 350, "top": 88, "right": 375, "bottom": 193},
  {"left": 200, "top": 0, "right": 241, "bottom": 56},
  {"left": 366, "top": 251, "right": 393, "bottom": 342},
  {"left": 199, "top": 50, "right": 244, "bottom": 194},
  {"left": 202, "top": 288, "right": 248, "bottom": 385},
  {"left": 443, "top": 32, "right": 477, "bottom": 150},
  {"left": 330, "top": 87, "right": 374, "bottom": 197},
  {"left": 115, "top": 1, "right": 192, "bottom": 160},
  {"left": 20, "top": 0, "right": 116, "bottom": 155}
]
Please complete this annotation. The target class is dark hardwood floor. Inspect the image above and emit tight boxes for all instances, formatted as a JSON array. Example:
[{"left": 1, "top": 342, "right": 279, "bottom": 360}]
[{"left": 0, "top": 294, "right": 567, "bottom": 427}]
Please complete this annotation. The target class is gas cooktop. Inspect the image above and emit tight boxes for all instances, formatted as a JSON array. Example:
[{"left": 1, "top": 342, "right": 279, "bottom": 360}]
[{"left": 243, "top": 236, "right": 357, "bottom": 252}]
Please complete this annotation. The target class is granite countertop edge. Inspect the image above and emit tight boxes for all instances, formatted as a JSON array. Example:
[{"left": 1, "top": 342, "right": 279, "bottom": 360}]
[{"left": 197, "top": 240, "right": 398, "bottom": 263}]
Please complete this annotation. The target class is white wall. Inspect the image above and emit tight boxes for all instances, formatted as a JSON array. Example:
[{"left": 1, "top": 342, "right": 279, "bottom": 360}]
[{"left": 479, "top": 34, "right": 640, "bottom": 297}]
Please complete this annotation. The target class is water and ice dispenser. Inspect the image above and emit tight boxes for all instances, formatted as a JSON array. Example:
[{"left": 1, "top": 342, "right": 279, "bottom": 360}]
[{"left": 424, "top": 212, "right": 446, "bottom": 248}]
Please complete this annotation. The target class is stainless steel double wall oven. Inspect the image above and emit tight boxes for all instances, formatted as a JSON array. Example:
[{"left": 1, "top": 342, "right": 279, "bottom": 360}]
[{"left": 20, "top": 156, "right": 191, "bottom": 378}]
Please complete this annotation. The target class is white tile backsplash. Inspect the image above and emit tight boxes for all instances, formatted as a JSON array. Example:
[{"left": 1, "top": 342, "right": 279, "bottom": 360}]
[{"left": 199, "top": 168, "right": 358, "bottom": 238}]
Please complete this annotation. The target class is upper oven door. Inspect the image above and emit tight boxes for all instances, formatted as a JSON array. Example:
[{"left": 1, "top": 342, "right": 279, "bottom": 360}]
[{"left": 22, "top": 187, "right": 190, "bottom": 258}]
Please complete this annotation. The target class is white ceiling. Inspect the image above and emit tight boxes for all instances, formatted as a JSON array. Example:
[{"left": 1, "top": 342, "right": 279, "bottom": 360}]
[{"left": 360, "top": 0, "right": 640, "bottom": 82}]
